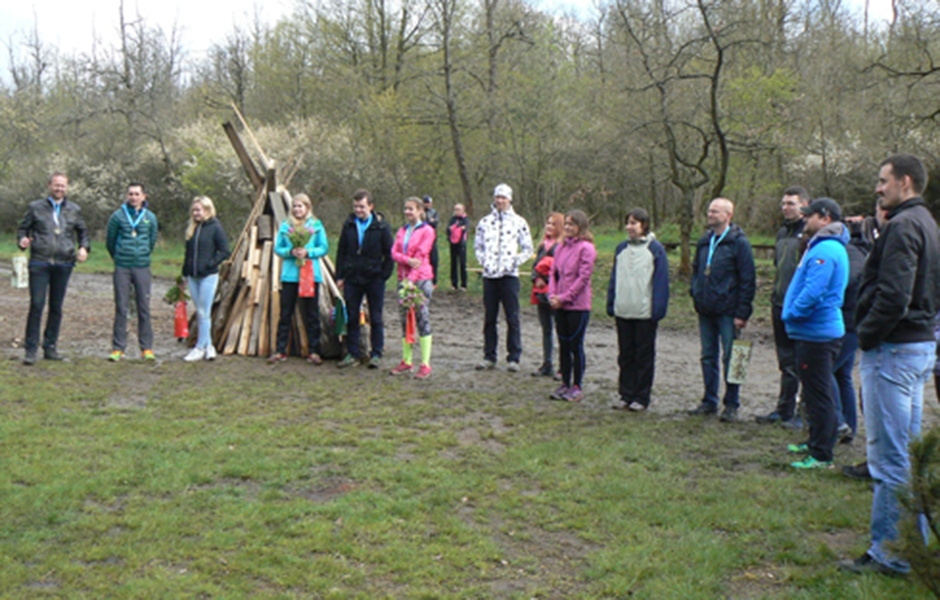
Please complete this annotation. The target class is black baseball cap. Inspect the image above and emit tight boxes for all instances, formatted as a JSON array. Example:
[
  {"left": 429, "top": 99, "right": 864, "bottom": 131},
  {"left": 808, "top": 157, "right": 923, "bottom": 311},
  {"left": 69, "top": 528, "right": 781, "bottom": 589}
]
[{"left": 800, "top": 197, "right": 842, "bottom": 221}]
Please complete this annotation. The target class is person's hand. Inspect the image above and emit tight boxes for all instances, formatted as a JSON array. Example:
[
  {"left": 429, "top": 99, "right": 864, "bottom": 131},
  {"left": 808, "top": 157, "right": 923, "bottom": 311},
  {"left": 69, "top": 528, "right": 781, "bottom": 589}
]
[
  {"left": 549, "top": 296, "right": 562, "bottom": 310},
  {"left": 337, "top": 279, "right": 344, "bottom": 292},
  {"left": 734, "top": 318, "right": 747, "bottom": 330},
  {"left": 408, "top": 257, "right": 421, "bottom": 269},
  {"left": 18, "top": 237, "right": 30, "bottom": 250},
  {"left": 534, "top": 276, "right": 547, "bottom": 287},
  {"left": 292, "top": 247, "right": 308, "bottom": 259},
  {"left": 77, "top": 248, "right": 88, "bottom": 263}
]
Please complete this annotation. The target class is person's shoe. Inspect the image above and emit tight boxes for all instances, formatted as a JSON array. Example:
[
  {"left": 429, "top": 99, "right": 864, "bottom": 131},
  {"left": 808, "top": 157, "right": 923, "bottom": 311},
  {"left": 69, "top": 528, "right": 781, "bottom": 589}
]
[
  {"left": 337, "top": 354, "right": 358, "bottom": 369},
  {"left": 842, "top": 461, "right": 871, "bottom": 481},
  {"left": 414, "top": 364, "right": 432, "bottom": 380},
  {"left": 43, "top": 348, "right": 65, "bottom": 361},
  {"left": 837, "top": 553, "right": 905, "bottom": 577},
  {"left": 268, "top": 353, "right": 288, "bottom": 364},
  {"left": 837, "top": 423, "right": 853, "bottom": 444},
  {"left": 184, "top": 348, "right": 206, "bottom": 362},
  {"left": 755, "top": 411, "right": 785, "bottom": 424},
  {"left": 790, "top": 456, "right": 833, "bottom": 470},
  {"left": 562, "top": 385, "right": 583, "bottom": 403},
  {"left": 476, "top": 359, "right": 496, "bottom": 371},
  {"left": 108, "top": 351, "right": 124, "bottom": 362},
  {"left": 611, "top": 398, "right": 629, "bottom": 410},
  {"left": 688, "top": 402, "right": 718, "bottom": 416},
  {"left": 205, "top": 345, "right": 217, "bottom": 361},
  {"left": 507, "top": 362, "right": 520, "bottom": 373},
  {"left": 780, "top": 416, "right": 804, "bottom": 431},
  {"left": 142, "top": 350, "right": 156, "bottom": 361},
  {"left": 719, "top": 406, "right": 739, "bottom": 423},
  {"left": 531, "top": 363, "right": 554, "bottom": 377},
  {"left": 307, "top": 353, "right": 323, "bottom": 366},
  {"left": 628, "top": 401, "right": 647, "bottom": 412},
  {"left": 787, "top": 442, "right": 809, "bottom": 454},
  {"left": 550, "top": 384, "right": 569, "bottom": 400},
  {"left": 368, "top": 356, "right": 381, "bottom": 369},
  {"left": 22, "top": 351, "right": 37, "bottom": 366},
  {"left": 390, "top": 361, "right": 413, "bottom": 376}
]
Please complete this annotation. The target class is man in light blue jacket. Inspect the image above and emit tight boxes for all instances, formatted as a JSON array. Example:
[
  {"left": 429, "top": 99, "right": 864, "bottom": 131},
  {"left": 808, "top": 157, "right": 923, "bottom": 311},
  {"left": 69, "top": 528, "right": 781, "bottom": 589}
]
[{"left": 782, "top": 197, "right": 849, "bottom": 469}]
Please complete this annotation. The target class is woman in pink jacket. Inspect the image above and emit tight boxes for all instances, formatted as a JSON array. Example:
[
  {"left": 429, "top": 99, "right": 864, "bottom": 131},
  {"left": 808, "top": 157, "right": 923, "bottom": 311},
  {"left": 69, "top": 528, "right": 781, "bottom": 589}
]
[
  {"left": 390, "top": 197, "right": 436, "bottom": 379},
  {"left": 548, "top": 210, "right": 597, "bottom": 402}
]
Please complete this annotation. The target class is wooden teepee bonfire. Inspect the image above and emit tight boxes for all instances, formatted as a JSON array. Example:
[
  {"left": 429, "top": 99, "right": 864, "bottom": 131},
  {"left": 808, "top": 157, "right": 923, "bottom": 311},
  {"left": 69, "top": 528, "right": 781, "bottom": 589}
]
[{"left": 206, "top": 110, "right": 346, "bottom": 358}]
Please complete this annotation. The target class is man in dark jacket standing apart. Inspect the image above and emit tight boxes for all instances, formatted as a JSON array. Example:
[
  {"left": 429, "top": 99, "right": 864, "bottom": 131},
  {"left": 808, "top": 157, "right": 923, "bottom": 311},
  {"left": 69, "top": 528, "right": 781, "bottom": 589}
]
[
  {"left": 17, "top": 171, "right": 90, "bottom": 365},
  {"left": 839, "top": 154, "right": 940, "bottom": 577},
  {"left": 688, "top": 198, "right": 756, "bottom": 423},
  {"left": 757, "top": 186, "right": 809, "bottom": 425},
  {"left": 335, "top": 189, "right": 394, "bottom": 369},
  {"left": 107, "top": 182, "right": 159, "bottom": 361}
]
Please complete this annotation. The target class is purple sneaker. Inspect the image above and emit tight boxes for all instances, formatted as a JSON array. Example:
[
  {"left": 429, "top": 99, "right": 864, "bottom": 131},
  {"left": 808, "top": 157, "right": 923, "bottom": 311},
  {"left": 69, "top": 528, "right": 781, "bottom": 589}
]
[
  {"left": 563, "top": 385, "right": 583, "bottom": 403},
  {"left": 550, "top": 384, "right": 568, "bottom": 400}
]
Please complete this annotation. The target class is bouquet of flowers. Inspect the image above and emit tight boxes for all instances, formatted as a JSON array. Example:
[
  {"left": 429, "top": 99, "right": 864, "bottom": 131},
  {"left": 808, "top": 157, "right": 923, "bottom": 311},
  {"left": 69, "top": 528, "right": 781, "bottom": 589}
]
[
  {"left": 163, "top": 276, "right": 191, "bottom": 340},
  {"left": 287, "top": 226, "right": 314, "bottom": 266},
  {"left": 398, "top": 280, "right": 425, "bottom": 343},
  {"left": 163, "top": 275, "right": 190, "bottom": 305}
]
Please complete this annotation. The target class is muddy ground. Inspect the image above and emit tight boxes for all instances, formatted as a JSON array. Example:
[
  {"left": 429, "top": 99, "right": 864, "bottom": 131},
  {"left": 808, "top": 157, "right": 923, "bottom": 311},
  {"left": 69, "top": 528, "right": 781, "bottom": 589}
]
[{"left": 0, "top": 268, "right": 893, "bottom": 423}]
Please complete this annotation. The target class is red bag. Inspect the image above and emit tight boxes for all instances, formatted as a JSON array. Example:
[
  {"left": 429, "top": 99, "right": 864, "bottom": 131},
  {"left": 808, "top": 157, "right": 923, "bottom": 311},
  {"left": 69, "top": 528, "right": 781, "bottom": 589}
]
[
  {"left": 448, "top": 223, "right": 464, "bottom": 245},
  {"left": 405, "top": 307, "right": 417, "bottom": 344},
  {"left": 174, "top": 301, "right": 189, "bottom": 340},
  {"left": 299, "top": 260, "right": 316, "bottom": 298}
]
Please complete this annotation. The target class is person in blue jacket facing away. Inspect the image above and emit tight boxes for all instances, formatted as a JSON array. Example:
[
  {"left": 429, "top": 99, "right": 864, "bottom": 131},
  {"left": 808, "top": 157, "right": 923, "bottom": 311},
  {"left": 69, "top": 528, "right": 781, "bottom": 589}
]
[
  {"left": 782, "top": 197, "right": 849, "bottom": 469},
  {"left": 607, "top": 208, "right": 669, "bottom": 411},
  {"left": 269, "top": 193, "right": 329, "bottom": 364}
]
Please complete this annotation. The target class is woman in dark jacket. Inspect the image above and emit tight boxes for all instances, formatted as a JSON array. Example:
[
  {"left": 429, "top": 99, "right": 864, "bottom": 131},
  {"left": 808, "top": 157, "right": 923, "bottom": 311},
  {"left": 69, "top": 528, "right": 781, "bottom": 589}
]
[
  {"left": 531, "top": 212, "right": 565, "bottom": 377},
  {"left": 182, "top": 196, "right": 230, "bottom": 361}
]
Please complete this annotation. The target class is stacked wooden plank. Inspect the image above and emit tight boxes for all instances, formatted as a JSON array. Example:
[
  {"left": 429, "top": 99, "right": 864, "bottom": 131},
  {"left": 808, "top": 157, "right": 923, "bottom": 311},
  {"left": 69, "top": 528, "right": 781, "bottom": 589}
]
[{"left": 209, "top": 185, "right": 345, "bottom": 358}]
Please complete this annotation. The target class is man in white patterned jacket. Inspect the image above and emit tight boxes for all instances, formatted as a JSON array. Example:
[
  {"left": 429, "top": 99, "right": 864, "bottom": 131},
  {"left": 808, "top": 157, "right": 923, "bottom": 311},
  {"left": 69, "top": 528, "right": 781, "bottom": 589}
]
[{"left": 474, "top": 183, "right": 534, "bottom": 372}]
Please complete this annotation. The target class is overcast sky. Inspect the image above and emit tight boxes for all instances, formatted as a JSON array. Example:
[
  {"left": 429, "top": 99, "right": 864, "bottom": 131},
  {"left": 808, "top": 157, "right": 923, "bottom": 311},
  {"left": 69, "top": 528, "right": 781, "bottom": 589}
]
[{"left": 0, "top": 0, "right": 895, "bottom": 85}]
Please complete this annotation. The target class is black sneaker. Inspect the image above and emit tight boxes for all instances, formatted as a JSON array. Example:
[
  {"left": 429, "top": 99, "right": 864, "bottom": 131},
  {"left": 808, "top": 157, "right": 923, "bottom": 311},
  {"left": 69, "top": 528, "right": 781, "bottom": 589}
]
[
  {"left": 755, "top": 411, "right": 786, "bottom": 424},
  {"left": 43, "top": 348, "right": 66, "bottom": 361},
  {"left": 719, "top": 406, "right": 739, "bottom": 423},
  {"left": 837, "top": 553, "right": 905, "bottom": 577},
  {"left": 688, "top": 402, "right": 718, "bottom": 416},
  {"left": 841, "top": 461, "right": 871, "bottom": 481},
  {"left": 23, "top": 352, "right": 37, "bottom": 366}
]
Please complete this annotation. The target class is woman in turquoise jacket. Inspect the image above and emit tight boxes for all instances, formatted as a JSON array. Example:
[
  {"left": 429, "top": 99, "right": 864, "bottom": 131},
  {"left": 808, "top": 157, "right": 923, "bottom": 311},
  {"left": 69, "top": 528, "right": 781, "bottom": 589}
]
[{"left": 269, "top": 194, "right": 329, "bottom": 364}]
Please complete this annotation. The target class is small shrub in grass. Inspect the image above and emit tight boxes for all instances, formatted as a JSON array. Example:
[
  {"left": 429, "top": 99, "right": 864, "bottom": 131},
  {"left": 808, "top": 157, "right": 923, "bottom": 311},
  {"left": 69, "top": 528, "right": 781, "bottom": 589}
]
[{"left": 900, "top": 425, "right": 940, "bottom": 598}]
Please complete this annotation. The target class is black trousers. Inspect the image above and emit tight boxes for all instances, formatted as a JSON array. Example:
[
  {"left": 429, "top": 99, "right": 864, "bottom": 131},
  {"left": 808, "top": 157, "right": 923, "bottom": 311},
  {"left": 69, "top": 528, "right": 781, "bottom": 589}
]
[
  {"left": 795, "top": 339, "right": 841, "bottom": 462},
  {"left": 450, "top": 242, "right": 467, "bottom": 289},
  {"left": 25, "top": 263, "right": 73, "bottom": 353},
  {"left": 483, "top": 276, "right": 521, "bottom": 363},
  {"left": 344, "top": 278, "right": 385, "bottom": 359},
  {"left": 276, "top": 282, "right": 321, "bottom": 355},
  {"left": 772, "top": 304, "right": 800, "bottom": 419},
  {"left": 555, "top": 309, "right": 590, "bottom": 388},
  {"left": 430, "top": 243, "right": 439, "bottom": 285},
  {"left": 616, "top": 318, "right": 658, "bottom": 407}
]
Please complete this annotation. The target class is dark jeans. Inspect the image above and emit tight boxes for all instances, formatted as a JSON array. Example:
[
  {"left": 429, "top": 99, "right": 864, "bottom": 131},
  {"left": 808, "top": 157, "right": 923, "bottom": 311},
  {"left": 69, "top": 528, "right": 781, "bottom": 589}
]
[
  {"left": 483, "top": 276, "right": 521, "bottom": 363},
  {"left": 556, "top": 309, "right": 590, "bottom": 388},
  {"left": 772, "top": 305, "right": 800, "bottom": 419},
  {"left": 450, "top": 242, "right": 467, "bottom": 289},
  {"left": 832, "top": 331, "right": 859, "bottom": 433},
  {"left": 537, "top": 302, "right": 555, "bottom": 368},
  {"left": 25, "top": 263, "right": 73, "bottom": 354},
  {"left": 616, "top": 318, "right": 658, "bottom": 407},
  {"left": 430, "top": 243, "right": 439, "bottom": 285},
  {"left": 796, "top": 339, "right": 841, "bottom": 462},
  {"left": 698, "top": 314, "right": 740, "bottom": 407},
  {"left": 113, "top": 266, "right": 153, "bottom": 352},
  {"left": 344, "top": 278, "right": 385, "bottom": 359},
  {"left": 276, "top": 282, "right": 321, "bottom": 355}
]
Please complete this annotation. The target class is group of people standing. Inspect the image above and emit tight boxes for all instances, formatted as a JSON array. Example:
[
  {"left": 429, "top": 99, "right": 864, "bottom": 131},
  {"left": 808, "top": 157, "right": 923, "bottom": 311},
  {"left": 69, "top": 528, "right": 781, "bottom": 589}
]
[{"left": 15, "top": 157, "right": 939, "bottom": 577}]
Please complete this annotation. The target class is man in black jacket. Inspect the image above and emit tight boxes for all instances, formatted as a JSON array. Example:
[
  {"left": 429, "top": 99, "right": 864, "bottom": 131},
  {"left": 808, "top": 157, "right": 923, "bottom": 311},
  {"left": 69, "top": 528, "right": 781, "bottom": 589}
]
[
  {"left": 688, "top": 198, "right": 756, "bottom": 423},
  {"left": 334, "top": 189, "right": 394, "bottom": 369},
  {"left": 16, "top": 172, "right": 90, "bottom": 365},
  {"left": 839, "top": 154, "right": 940, "bottom": 577},
  {"left": 758, "top": 186, "right": 809, "bottom": 425}
]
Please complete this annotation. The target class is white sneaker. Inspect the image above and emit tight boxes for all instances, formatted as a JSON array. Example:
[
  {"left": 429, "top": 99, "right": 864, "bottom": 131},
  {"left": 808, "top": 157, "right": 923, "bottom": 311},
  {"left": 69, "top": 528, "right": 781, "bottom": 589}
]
[
  {"left": 184, "top": 347, "right": 206, "bottom": 362},
  {"left": 204, "top": 345, "right": 217, "bottom": 361}
]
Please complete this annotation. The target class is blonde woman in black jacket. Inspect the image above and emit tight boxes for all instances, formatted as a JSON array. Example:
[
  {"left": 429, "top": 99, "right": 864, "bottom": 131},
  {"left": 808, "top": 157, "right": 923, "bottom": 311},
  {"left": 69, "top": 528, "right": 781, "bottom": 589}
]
[{"left": 182, "top": 196, "right": 230, "bottom": 361}]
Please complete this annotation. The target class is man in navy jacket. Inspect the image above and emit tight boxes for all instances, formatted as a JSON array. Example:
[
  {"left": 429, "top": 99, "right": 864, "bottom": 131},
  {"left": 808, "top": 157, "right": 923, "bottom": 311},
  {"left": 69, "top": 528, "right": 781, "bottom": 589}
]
[{"left": 688, "top": 198, "right": 756, "bottom": 423}]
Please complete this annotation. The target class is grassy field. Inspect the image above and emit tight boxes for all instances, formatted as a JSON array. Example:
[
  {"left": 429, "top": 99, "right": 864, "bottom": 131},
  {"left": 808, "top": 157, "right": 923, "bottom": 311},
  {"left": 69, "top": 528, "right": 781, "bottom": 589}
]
[{"left": 0, "top": 355, "right": 931, "bottom": 597}]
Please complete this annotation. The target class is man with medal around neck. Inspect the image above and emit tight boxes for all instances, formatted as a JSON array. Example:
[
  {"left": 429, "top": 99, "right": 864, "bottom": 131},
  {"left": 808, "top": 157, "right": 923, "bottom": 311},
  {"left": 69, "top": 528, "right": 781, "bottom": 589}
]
[
  {"left": 106, "top": 182, "right": 159, "bottom": 361},
  {"left": 687, "top": 198, "right": 756, "bottom": 423},
  {"left": 17, "top": 171, "right": 90, "bottom": 365}
]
